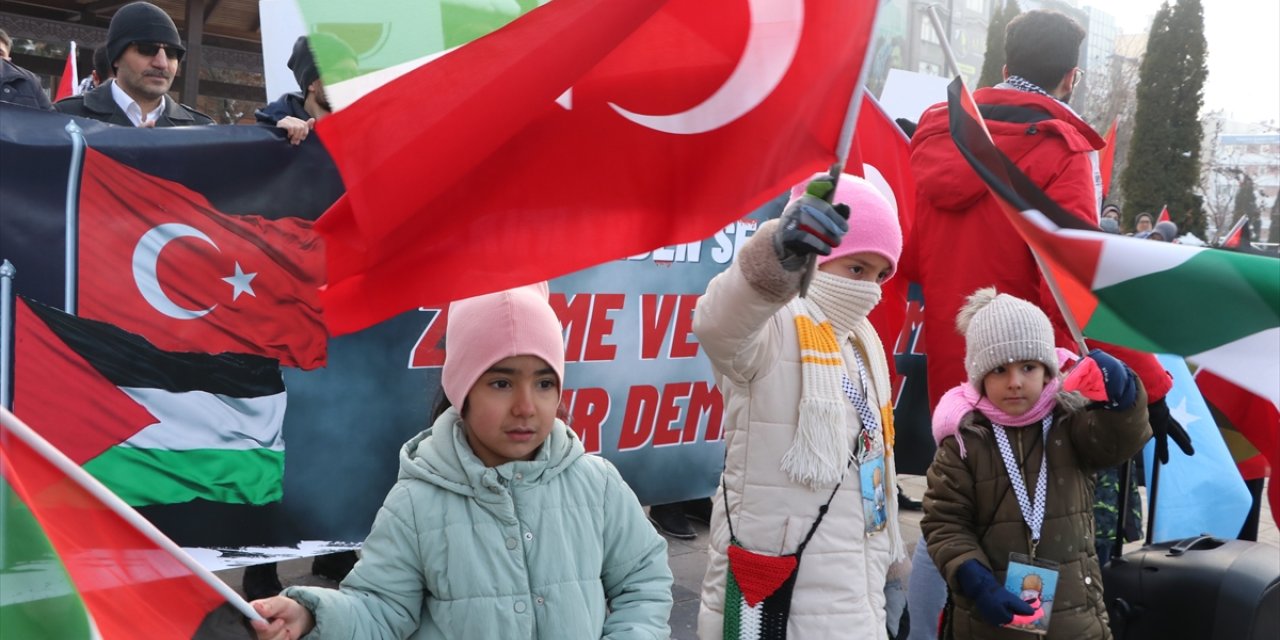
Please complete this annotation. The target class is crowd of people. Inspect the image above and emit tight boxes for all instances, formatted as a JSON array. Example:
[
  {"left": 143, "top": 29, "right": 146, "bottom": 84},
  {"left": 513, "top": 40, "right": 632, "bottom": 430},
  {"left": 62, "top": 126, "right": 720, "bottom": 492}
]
[{"left": 3, "top": 4, "right": 1251, "bottom": 640}]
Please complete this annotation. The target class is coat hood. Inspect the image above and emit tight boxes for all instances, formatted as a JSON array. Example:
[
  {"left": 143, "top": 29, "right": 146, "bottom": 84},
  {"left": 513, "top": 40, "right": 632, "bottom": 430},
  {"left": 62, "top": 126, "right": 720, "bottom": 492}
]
[
  {"left": 910, "top": 87, "right": 1105, "bottom": 212},
  {"left": 398, "top": 407, "right": 585, "bottom": 523}
]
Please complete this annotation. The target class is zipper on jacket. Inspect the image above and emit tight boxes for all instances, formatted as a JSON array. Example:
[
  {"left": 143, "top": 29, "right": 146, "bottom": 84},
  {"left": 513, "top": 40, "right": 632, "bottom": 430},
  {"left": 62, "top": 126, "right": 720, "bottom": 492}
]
[{"left": 1026, "top": 123, "right": 1039, "bottom": 135}]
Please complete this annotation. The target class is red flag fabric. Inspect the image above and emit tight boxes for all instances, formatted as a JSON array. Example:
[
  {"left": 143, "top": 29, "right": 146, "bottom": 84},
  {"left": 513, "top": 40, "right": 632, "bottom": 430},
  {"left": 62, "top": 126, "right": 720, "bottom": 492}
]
[
  {"left": 54, "top": 41, "right": 78, "bottom": 102},
  {"left": 1194, "top": 369, "right": 1279, "bottom": 525},
  {"left": 1099, "top": 116, "right": 1117, "bottom": 199},
  {"left": 1157, "top": 205, "right": 1171, "bottom": 223},
  {"left": 316, "top": 0, "right": 882, "bottom": 335},
  {"left": 1221, "top": 216, "right": 1248, "bottom": 248},
  {"left": 0, "top": 408, "right": 253, "bottom": 639},
  {"left": 77, "top": 147, "right": 327, "bottom": 369},
  {"left": 857, "top": 92, "right": 916, "bottom": 377},
  {"left": 13, "top": 298, "right": 155, "bottom": 465}
]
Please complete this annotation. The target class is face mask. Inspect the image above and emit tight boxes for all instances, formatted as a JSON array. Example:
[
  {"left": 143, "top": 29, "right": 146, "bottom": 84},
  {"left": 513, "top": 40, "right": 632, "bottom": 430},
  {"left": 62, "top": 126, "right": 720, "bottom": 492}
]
[{"left": 807, "top": 272, "right": 882, "bottom": 336}]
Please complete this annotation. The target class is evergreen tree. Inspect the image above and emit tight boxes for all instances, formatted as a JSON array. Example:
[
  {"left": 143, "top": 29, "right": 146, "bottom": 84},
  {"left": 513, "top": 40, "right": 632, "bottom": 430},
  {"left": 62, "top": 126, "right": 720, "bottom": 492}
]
[
  {"left": 1118, "top": 0, "right": 1208, "bottom": 236},
  {"left": 1232, "top": 174, "right": 1259, "bottom": 238},
  {"left": 1269, "top": 196, "right": 1280, "bottom": 244},
  {"left": 978, "top": 0, "right": 1020, "bottom": 88}
]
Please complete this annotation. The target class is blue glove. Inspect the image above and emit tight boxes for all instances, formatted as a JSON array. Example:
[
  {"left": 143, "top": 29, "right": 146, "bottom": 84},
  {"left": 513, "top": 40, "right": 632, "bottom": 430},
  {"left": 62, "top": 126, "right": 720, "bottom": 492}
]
[
  {"left": 955, "top": 559, "right": 1034, "bottom": 627},
  {"left": 773, "top": 176, "right": 850, "bottom": 271},
  {"left": 1085, "top": 349, "right": 1137, "bottom": 410}
]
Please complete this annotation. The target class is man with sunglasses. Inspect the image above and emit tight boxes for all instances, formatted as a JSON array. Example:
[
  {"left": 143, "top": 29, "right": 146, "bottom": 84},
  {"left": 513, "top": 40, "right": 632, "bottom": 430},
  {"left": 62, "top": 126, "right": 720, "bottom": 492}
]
[{"left": 55, "top": 1, "right": 212, "bottom": 126}]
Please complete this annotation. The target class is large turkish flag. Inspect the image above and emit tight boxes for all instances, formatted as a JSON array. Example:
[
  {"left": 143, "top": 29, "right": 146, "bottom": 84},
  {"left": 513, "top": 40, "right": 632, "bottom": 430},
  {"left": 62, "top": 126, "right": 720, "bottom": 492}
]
[
  {"left": 77, "top": 147, "right": 327, "bottom": 369},
  {"left": 316, "top": 0, "right": 882, "bottom": 334}
]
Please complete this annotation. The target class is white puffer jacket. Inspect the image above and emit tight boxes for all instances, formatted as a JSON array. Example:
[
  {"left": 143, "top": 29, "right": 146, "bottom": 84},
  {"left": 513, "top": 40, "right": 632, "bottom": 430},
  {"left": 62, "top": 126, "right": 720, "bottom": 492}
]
[{"left": 694, "top": 220, "right": 903, "bottom": 639}]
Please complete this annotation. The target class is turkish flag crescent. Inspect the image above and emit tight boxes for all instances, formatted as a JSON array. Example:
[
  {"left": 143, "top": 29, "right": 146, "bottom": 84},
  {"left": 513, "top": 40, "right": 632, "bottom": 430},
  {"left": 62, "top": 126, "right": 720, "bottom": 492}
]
[
  {"left": 316, "top": 0, "right": 881, "bottom": 335},
  {"left": 77, "top": 147, "right": 327, "bottom": 369}
]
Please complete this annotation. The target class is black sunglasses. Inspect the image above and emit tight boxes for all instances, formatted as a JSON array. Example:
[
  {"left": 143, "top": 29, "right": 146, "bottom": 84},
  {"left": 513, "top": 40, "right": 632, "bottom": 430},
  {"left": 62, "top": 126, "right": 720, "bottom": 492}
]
[{"left": 133, "top": 42, "right": 185, "bottom": 62}]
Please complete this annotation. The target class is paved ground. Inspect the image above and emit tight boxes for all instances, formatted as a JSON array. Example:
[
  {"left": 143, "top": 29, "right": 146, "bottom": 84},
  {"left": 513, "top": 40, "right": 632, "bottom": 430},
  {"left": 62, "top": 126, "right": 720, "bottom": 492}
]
[{"left": 216, "top": 475, "right": 1277, "bottom": 639}]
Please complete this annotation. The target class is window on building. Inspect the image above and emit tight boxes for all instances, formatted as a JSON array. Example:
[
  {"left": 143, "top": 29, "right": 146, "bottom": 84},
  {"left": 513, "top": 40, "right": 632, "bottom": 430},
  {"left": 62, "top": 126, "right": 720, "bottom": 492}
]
[{"left": 922, "top": 17, "right": 940, "bottom": 43}]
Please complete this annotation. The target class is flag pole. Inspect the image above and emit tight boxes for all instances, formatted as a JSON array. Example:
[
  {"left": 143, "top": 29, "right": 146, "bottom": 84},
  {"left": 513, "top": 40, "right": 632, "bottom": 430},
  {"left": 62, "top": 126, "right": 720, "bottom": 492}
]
[
  {"left": 0, "top": 260, "right": 13, "bottom": 410},
  {"left": 0, "top": 407, "right": 266, "bottom": 623},
  {"left": 63, "top": 121, "right": 85, "bottom": 315},
  {"left": 926, "top": 5, "right": 1090, "bottom": 355},
  {"left": 799, "top": 2, "right": 882, "bottom": 297}
]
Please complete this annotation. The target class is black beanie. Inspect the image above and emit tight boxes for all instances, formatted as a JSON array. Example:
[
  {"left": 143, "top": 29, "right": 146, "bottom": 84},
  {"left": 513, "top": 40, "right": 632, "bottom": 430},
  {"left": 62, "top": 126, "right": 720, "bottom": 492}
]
[
  {"left": 107, "top": 2, "right": 183, "bottom": 67},
  {"left": 288, "top": 34, "right": 357, "bottom": 92},
  {"left": 287, "top": 36, "right": 318, "bottom": 92}
]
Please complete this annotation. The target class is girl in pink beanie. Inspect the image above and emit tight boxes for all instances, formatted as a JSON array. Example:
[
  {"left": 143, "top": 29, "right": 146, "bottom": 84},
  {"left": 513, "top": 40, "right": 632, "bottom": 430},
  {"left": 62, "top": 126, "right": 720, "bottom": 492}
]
[
  {"left": 251, "top": 283, "right": 673, "bottom": 640},
  {"left": 693, "top": 173, "right": 908, "bottom": 639}
]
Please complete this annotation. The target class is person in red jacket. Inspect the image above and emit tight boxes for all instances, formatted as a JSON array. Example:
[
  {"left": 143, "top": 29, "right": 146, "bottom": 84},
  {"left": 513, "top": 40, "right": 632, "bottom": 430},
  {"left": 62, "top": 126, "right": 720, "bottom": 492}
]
[{"left": 901, "top": 9, "right": 1180, "bottom": 420}]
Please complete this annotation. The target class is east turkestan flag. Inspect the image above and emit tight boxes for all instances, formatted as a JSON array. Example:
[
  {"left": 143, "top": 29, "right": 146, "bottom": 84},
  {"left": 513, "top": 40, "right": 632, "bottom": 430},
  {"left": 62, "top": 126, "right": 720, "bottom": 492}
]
[{"left": 14, "top": 297, "right": 286, "bottom": 506}]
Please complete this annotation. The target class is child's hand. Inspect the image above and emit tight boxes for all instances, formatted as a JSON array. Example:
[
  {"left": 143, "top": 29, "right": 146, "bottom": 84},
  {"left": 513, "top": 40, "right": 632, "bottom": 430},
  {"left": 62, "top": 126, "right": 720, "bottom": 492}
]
[
  {"left": 773, "top": 176, "right": 849, "bottom": 271},
  {"left": 1078, "top": 349, "right": 1137, "bottom": 411},
  {"left": 251, "top": 595, "right": 315, "bottom": 640},
  {"left": 955, "top": 559, "right": 1034, "bottom": 626}
]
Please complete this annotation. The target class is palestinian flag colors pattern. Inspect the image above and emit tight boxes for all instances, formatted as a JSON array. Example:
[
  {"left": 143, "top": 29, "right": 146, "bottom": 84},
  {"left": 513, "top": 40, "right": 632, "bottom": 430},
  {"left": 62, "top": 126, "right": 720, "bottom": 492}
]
[
  {"left": 724, "top": 544, "right": 800, "bottom": 639},
  {"left": 944, "top": 78, "right": 1280, "bottom": 407},
  {"left": 0, "top": 409, "right": 252, "bottom": 639},
  {"left": 14, "top": 298, "right": 286, "bottom": 506}
]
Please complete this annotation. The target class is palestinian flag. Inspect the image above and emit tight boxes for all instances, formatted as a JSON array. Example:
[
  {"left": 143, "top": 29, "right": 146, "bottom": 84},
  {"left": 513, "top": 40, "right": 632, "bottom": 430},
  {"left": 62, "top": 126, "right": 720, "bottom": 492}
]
[
  {"left": 944, "top": 77, "right": 1280, "bottom": 407},
  {"left": 13, "top": 297, "right": 286, "bottom": 506},
  {"left": 724, "top": 544, "right": 799, "bottom": 639},
  {"left": 1157, "top": 205, "right": 1171, "bottom": 224},
  {"left": 0, "top": 408, "right": 254, "bottom": 638}
]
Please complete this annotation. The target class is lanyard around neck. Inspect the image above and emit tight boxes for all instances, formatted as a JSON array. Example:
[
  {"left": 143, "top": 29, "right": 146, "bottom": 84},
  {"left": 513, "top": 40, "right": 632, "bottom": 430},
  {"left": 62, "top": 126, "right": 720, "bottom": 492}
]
[
  {"left": 839, "top": 344, "right": 881, "bottom": 461},
  {"left": 992, "top": 415, "right": 1053, "bottom": 547}
]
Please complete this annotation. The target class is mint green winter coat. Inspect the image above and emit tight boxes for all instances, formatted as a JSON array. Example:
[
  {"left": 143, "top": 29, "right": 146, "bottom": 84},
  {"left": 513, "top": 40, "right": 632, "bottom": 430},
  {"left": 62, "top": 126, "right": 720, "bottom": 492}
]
[{"left": 283, "top": 408, "right": 673, "bottom": 639}]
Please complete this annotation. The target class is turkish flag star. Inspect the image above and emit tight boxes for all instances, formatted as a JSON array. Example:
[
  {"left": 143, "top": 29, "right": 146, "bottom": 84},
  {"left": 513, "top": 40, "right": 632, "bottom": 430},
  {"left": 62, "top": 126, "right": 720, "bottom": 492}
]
[{"left": 222, "top": 262, "right": 258, "bottom": 301}]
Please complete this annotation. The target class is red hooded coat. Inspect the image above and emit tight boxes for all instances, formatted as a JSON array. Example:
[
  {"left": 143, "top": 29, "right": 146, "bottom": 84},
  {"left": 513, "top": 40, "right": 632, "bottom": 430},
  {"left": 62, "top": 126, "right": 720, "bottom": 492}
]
[{"left": 901, "top": 87, "right": 1171, "bottom": 408}]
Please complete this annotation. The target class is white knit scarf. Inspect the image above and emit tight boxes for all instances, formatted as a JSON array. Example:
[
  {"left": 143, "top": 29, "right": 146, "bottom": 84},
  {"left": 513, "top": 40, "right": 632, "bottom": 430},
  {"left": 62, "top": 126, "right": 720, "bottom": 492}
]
[
  {"left": 784, "top": 272, "right": 906, "bottom": 559},
  {"left": 782, "top": 273, "right": 883, "bottom": 487}
]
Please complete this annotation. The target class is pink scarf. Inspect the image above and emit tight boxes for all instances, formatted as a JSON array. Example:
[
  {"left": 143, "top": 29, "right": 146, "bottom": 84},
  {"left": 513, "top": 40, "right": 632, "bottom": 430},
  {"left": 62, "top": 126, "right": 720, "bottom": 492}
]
[{"left": 932, "top": 348, "right": 1076, "bottom": 458}]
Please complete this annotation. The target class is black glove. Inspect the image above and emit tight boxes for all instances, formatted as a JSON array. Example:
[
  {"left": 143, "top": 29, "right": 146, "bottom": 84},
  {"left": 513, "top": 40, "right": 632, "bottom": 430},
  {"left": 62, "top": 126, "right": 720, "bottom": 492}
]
[
  {"left": 1085, "top": 349, "right": 1137, "bottom": 411},
  {"left": 955, "top": 559, "right": 1034, "bottom": 626},
  {"left": 773, "top": 176, "right": 849, "bottom": 271},
  {"left": 1147, "top": 397, "right": 1194, "bottom": 464}
]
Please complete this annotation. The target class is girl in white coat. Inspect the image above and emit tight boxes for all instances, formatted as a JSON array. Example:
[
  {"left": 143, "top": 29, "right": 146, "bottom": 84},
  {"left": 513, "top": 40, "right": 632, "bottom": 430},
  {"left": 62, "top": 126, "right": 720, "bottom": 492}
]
[{"left": 694, "top": 174, "right": 908, "bottom": 639}]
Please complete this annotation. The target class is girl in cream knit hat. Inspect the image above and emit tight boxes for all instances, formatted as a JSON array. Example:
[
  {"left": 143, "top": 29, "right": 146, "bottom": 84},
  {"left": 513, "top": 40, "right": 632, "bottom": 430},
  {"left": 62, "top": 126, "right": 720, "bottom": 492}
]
[{"left": 921, "top": 288, "right": 1151, "bottom": 639}]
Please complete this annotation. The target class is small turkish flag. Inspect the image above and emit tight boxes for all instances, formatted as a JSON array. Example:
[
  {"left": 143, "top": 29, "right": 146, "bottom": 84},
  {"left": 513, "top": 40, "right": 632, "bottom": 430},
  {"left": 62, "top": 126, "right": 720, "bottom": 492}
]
[{"left": 77, "top": 147, "right": 327, "bottom": 369}]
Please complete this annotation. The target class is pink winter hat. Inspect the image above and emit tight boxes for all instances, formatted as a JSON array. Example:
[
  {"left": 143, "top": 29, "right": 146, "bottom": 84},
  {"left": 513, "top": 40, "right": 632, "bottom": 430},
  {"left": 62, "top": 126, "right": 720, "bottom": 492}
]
[
  {"left": 787, "top": 172, "right": 903, "bottom": 277},
  {"left": 442, "top": 282, "right": 565, "bottom": 410}
]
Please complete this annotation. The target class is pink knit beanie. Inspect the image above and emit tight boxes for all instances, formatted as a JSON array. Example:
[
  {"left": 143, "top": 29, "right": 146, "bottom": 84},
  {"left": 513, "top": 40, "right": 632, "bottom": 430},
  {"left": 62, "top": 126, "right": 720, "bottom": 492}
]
[
  {"left": 787, "top": 172, "right": 903, "bottom": 277},
  {"left": 442, "top": 283, "right": 566, "bottom": 409}
]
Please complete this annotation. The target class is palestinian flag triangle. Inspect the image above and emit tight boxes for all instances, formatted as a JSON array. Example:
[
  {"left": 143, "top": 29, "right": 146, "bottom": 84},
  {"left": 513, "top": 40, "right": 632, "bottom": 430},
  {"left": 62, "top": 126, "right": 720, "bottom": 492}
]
[
  {"left": 0, "top": 408, "right": 255, "bottom": 638},
  {"left": 14, "top": 297, "right": 286, "bottom": 506},
  {"left": 944, "top": 78, "right": 1280, "bottom": 407},
  {"left": 724, "top": 544, "right": 800, "bottom": 639}
]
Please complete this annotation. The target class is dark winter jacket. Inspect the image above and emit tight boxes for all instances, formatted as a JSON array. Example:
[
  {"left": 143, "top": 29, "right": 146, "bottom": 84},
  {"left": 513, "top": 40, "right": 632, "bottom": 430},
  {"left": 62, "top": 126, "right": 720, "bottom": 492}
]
[
  {"left": 254, "top": 92, "right": 310, "bottom": 125},
  {"left": 54, "top": 80, "right": 212, "bottom": 126},
  {"left": 901, "top": 87, "right": 1172, "bottom": 410},
  {"left": 0, "top": 59, "right": 53, "bottom": 111},
  {"left": 923, "top": 388, "right": 1151, "bottom": 640}
]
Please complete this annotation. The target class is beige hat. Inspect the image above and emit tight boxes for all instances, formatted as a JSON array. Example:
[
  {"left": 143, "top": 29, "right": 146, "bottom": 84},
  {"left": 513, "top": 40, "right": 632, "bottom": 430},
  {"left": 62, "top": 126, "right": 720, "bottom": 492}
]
[{"left": 956, "top": 287, "right": 1057, "bottom": 388}]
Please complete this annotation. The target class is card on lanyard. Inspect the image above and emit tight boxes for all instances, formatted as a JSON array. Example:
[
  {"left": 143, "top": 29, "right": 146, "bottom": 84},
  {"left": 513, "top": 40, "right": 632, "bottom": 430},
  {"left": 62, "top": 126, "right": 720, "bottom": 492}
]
[
  {"left": 1002, "top": 553, "right": 1060, "bottom": 635},
  {"left": 842, "top": 346, "right": 887, "bottom": 536}
]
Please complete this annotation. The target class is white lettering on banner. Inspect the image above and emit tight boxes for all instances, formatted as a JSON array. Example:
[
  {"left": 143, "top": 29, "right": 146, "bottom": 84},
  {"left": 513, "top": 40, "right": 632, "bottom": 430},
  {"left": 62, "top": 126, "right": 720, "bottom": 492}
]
[{"left": 627, "top": 219, "right": 758, "bottom": 264}]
